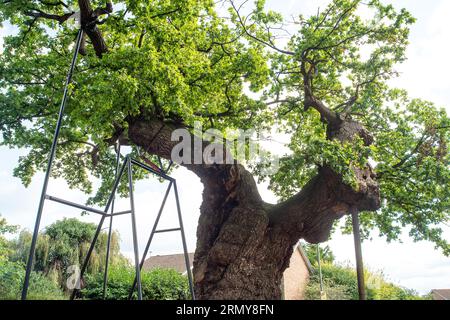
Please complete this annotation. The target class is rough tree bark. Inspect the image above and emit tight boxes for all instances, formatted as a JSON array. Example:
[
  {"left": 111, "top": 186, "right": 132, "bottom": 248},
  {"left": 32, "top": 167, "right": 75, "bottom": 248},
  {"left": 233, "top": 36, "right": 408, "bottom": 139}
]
[{"left": 126, "top": 114, "right": 381, "bottom": 300}]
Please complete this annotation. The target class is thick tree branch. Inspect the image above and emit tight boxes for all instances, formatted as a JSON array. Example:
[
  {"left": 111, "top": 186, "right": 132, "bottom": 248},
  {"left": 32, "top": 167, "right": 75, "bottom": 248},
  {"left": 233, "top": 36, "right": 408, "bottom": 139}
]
[
  {"left": 26, "top": 9, "right": 74, "bottom": 24},
  {"left": 25, "top": 1, "right": 113, "bottom": 57},
  {"left": 78, "top": 0, "right": 112, "bottom": 57},
  {"left": 270, "top": 164, "right": 379, "bottom": 243}
]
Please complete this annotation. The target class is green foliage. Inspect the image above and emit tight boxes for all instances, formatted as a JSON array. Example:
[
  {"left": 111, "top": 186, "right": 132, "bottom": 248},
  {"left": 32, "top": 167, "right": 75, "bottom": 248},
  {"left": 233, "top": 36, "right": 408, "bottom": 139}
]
[
  {"left": 302, "top": 243, "right": 335, "bottom": 266},
  {"left": 241, "top": 0, "right": 450, "bottom": 254},
  {"left": 82, "top": 264, "right": 191, "bottom": 300},
  {"left": 0, "top": 0, "right": 448, "bottom": 253},
  {"left": 305, "top": 262, "right": 429, "bottom": 300},
  {"left": 0, "top": 259, "right": 65, "bottom": 300},
  {"left": 305, "top": 281, "right": 353, "bottom": 300},
  {"left": 0, "top": 215, "right": 18, "bottom": 262},
  {"left": 9, "top": 218, "right": 125, "bottom": 289}
]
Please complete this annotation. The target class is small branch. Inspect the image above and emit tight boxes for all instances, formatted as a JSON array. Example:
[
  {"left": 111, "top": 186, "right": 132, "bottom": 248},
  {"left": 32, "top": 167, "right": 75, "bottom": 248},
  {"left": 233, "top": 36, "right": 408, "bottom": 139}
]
[
  {"left": 149, "top": 8, "right": 181, "bottom": 19},
  {"left": 38, "top": 0, "right": 69, "bottom": 9},
  {"left": 19, "top": 17, "right": 38, "bottom": 46},
  {"left": 300, "top": 53, "right": 338, "bottom": 124},
  {"left": 265, "top": 97, "right": 302, "bottom": 106},
  {"left": 229, "top": 0, "right": 294, "bottom": 56},
  {"left": 310, "top": 2, "right": 358, "bottom": 51},
  {"left": 92, "top": 1, "right": 113, "bottom": 19},
  {"left": 138, "top": 29, "right": 146, "bottom": 48},
  {"left": 392, "top": 135, "right": 427, "bottom": 169},
  {"left": 59, "top": 139, "right": 97, "bottom": 149}
]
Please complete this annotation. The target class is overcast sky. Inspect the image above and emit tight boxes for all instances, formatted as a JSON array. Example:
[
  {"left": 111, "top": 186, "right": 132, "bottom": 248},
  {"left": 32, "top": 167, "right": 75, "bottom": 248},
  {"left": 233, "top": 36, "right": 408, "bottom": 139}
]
[{"left": 0, "top": 0, "right": 449, "bottom": 295}]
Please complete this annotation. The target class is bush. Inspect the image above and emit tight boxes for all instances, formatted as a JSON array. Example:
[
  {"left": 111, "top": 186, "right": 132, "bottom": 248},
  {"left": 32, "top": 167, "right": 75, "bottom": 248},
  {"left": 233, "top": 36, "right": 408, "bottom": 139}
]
[
  {"left": 305, "top": 262, "right": 428, "bottom": 300},
  {"left": 0, "top": 260, "right": 65, "bottom": 300},
  {"left": 81, "top": 264, "right": 191, "bottom": 300},
  {"left": 0, "top": 215, "right": 18, "bottom": 262},
  {"left": 365, "top": 271, "right": 427, "bottom": 300},
  {"left": 305, "top": 281, "right": 353, "bottom": 300},
  {"left": 305, "top": 263, "right": 358, "bottom": 300},
  {"left": 9, "top": 218, "right": 125, "bottom": 289}
]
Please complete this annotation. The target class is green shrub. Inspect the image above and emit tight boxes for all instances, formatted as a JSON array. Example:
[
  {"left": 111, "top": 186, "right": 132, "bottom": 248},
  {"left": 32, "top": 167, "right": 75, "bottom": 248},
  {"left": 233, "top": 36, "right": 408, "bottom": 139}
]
[
  {"left": 305, "top": 262, "right": 428, "bottom": 300},
  {"left": 305, "top": 281, "right": 352, "bottom": 300},
  {"left": 81, "top": 264, "right": 191, "bottom": 300},
  {"left": 0, "top": 260, "right": 65, "bottom": 300},
  {"left": 365, "top": 270, "right": 427, "bottom": 300},
  {"left": 305, "top": 263, "right": 358, "bottom": 300},
  {"left": 0, "top": 215, "right": 18, "bottom": 262},
  {"left": 9, "top": 218, "right": 125, "bottom": 289},
  {"left": 141, "top": 268, "right": 191, "bottom": 300}
]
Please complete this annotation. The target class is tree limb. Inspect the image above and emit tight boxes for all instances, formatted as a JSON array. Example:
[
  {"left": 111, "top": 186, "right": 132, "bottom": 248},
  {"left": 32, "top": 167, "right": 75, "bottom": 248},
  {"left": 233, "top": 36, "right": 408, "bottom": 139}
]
[{"left": 25, "top": 9, "right": 74, "bottom": 24}]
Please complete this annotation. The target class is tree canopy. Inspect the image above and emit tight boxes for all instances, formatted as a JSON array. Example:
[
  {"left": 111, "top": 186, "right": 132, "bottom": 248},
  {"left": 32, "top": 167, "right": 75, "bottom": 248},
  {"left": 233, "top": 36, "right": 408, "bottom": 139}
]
[{"left": 0, "top": 0, "right": 449, "bottom": 254}]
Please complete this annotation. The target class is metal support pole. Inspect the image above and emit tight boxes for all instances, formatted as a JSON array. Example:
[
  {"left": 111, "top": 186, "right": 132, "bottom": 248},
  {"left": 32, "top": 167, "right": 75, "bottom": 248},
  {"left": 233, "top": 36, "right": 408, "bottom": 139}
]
[
  {"left": 128, "top": 181, "right": 172, "bottom": 299},
  {"left": 21, "top": 29, "right": 84, "bottom": 300},
  {"left": 316, "top": 244, "right": 324, "bottom": 298},
  {"left": 351, "top": 208, "right": 366, "bottom": 300},
  {"left": 128, "top": 156, "right": 143, "bottom": 300},
  {"left": 70, "top": 157, "right": 128, "bottom": 300},
  {"left": 173, "top": 181, "right": 195, "bottom": 300},
  {"left": 103, "top": 143, "right": 121, "bottom": 299},
  {"left": 166, "top": 160, "right": 173, "bottom": 172},
  {"left": 45, "top": 195, "right": 112, "bottom": 216}
]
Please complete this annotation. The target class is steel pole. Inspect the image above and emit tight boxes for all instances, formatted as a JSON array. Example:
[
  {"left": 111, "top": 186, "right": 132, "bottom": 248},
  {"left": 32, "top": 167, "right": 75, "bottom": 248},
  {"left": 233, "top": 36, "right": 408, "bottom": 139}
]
[
  {"left": 103, "top": 143, "right": 121, "bottom": 299},
  {"left": 128, "top": 181, "right": 172, "bottom": 299},
  {"left": 21, "top": 29, "right": 84, "bottom": 300},
  {"left": 127, "top": 156, "right": 143, "bottom": 300},
  {"left": 351, "top": 208, "right": 366, "bottom": 300},
  {"left": 173, "top": 181, "right": 195, "bottom": 300}
]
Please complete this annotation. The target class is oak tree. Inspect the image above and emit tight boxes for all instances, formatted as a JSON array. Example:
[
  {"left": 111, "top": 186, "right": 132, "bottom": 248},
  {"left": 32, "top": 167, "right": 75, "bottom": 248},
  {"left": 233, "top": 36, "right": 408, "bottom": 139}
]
[{"left": 1, "top": 0, "right": 449, "bottom": 299}]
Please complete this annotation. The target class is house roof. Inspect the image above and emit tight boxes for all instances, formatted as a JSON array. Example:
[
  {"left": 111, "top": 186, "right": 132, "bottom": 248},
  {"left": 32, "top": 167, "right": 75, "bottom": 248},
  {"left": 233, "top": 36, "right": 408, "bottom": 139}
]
[
  {"left": 143, "top": 253, "right": 194, "bottom": 274},
  {"left": 142, "top": 243, "right": 313, "bottom": 275},
  {"left": 432, "top": 289, "right": 450, "bottom": 300}
]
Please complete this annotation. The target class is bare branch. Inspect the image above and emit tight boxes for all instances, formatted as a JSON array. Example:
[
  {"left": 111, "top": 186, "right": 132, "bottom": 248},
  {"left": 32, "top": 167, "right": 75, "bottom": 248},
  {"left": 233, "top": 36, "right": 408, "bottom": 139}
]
[{"left": 229, "top": 0, "right": 294, "bottom": 56}]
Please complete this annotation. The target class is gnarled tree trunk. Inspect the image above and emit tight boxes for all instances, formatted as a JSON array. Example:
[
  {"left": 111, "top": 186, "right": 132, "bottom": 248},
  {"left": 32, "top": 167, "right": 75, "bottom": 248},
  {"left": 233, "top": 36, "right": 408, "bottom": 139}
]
[{"left": 126, "top": 116, "right": 380, "bottom": 300}]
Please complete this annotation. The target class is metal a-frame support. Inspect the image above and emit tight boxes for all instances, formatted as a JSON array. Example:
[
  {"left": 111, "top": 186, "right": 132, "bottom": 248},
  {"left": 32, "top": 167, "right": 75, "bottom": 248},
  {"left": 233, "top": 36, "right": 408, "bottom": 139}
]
[
  {"left": 70, "top": 155, "right": 195, "bottom": 300},
  {"left": 21, "top": 27, "right": 195, "bottom": 300},
  {"left": 21, "top": 29, "right": 85, "bottom": 300}
]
